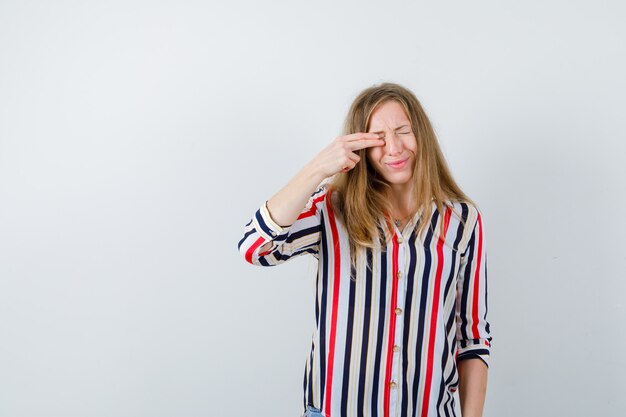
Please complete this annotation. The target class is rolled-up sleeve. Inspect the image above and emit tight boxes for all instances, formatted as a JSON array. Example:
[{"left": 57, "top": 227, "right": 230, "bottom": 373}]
[
  {"left": 455, "top": 207, "right": 492, "bottom": 368},
  {"left": 237, "top": 186, "right": 327, "bottom": 267}
]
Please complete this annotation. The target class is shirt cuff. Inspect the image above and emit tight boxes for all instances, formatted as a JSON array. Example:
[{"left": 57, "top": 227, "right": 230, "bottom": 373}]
[
  {"left": 457, "top": 338, "right": 491, "bottom": 368},
  {"left": 253, "top": 200, "right": 291, "bottom": 242},
  {"left": 456, "top": 353, "right": 489, "bottom": 369}
]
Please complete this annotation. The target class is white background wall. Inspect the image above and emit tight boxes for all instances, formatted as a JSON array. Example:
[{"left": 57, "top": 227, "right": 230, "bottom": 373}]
[{"left": 1, "top": 1, "right": 624, "bottom": 416}]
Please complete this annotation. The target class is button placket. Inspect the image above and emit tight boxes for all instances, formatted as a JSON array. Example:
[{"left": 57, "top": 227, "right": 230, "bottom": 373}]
[{"left": 389, "top": 243, "right": 407, "bottom": 416}]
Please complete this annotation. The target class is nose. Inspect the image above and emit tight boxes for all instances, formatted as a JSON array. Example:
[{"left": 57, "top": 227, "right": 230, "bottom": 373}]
[{"left": 384, "top": 131, "right": 403, "bottom": 155}]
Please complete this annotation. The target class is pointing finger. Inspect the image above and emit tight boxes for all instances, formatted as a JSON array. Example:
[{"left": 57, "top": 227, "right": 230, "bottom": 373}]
[
  {"left": 347, "top": 138, "right": 386, "bottom": 151},
  {"left": 344, "top": 132, "right": 385, "bottom": 142}
]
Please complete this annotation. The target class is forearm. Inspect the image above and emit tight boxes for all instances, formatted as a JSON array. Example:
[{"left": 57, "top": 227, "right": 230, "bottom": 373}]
[
  {"left": 258, "top": 132, "right": 382, "bottom": 253},
  {"left": 458, "top": 358, "right": 488, "bottom": 417},
  {"left": 265, "top": 161, "right": 327, "bottom": 228}
]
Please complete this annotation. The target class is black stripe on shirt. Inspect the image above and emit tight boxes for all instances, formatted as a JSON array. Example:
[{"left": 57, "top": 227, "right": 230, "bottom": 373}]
[
  {"left": 318, "top": 211, "right": 329, "bottom": 407},
  {"left": 357, "top": 248, "right": 373, "bottom": 417},
  {"left": 340, "top": 264, "right": 357, "bottom": 416},
  {"left": 411, "top": 210, "right": 439, "bottom": 409},
  {"left": 370, "top": 244, "right": 388, "bottom": 417}
]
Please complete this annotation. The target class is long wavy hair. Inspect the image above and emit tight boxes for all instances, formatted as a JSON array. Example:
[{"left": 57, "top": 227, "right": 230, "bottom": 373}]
[{"left": 327, "top": 82, "right": 476, "bottom": 268}]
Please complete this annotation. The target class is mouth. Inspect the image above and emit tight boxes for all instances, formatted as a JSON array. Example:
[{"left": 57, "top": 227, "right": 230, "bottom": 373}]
[{"left": 386, "top": 158, "right": 409, "bottom": 169}]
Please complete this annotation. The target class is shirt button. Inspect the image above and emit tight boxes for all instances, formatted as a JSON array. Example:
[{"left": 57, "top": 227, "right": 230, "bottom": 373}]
[
  {"left": 396, "top": 270, "right": 402, "bottom": 279},
  {"left": 393, "top": 345, "right": 400, "bottom": 352},
  {"left": 390, "top": 381, "right": 397, "bottom": 389},
  {"left": 396, "top": 236, "right": 403, "bottom": 244},
  {"left": 395, "top": 308, "right": 403, "bottom": 315}
]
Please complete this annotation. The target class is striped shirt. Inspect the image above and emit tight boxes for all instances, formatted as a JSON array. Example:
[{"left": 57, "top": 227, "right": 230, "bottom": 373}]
[{"left": 237, "top": 185, "right": 492, "bottom": 417}]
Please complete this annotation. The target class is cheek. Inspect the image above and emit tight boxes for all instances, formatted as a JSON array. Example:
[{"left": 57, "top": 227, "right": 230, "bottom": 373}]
[{"left": 404, "top": 136, "right": 417, "bottom": 152}]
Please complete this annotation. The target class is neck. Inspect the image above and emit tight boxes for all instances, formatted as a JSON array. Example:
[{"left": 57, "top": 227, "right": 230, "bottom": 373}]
[{"left": 388, "top": 184, "right": 415, "bottom": 218}]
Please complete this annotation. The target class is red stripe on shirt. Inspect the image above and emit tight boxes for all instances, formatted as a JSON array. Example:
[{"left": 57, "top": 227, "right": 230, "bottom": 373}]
[
  {"left": 245, "top": 236, "right": 266, "bottom": 264},
  {"left": 421, "top": 207, "right": 451, "bottom": 417},
  {"left": 471, "top": 213, "right": 483, "bottom": 338},
  {"left": 324, "top": 192, "right": 341, "bottom": 417},
  {"left": 384, "top": 226, "right": 400, "bottom": 417},
  {"left": 297, "top": 194, "right": 327, "bottom": 220}
]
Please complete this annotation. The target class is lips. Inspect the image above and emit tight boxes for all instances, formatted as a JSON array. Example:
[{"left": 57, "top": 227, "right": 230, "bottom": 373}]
[{"left": 386, "top": 158, "right": 409, "bottom": 169}]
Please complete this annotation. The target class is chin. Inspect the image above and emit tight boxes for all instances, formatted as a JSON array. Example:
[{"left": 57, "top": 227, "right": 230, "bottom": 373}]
[{"left": 382, "top": 173, "right": 413, "bottom": 185}]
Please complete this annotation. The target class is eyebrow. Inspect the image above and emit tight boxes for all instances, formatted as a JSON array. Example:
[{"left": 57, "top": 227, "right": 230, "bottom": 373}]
[{"left": 371, "top": 124, "right": 410, "bottom": 133}]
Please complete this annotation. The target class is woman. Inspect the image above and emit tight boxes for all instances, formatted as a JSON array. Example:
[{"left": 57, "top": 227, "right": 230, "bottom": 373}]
[{"left": 237, "top": 82, "right": 492, "bottom": 417}]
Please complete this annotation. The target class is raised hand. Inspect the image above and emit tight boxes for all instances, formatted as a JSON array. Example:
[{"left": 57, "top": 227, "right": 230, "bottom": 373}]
[
  {"left": 260, "top": 132, "right": 384, "bottom": 231},
  {"left": 311, "top": 132, "right": 386, "bottom": 177}
]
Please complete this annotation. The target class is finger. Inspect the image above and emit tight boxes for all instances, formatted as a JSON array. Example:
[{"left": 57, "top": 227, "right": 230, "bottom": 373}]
[
  {"left": 343, "top": 132, "right": 385, "bottom": 142},
  {"left": 340, "top": 161, "right": 356, "bottom": 172},
  {"left": 339, "top": 153, "right": 357, "bottom": 169},
  {"left": 339, "top": 154, "right": 356, "bottom": 172},
  {"left": 344, "top": 153, "right": 359, "bottom": 167},
  {"left": 347, "top": 152, "right": 360, "bottom": 163},
  {"left": 346, "top": 138, "right": 386, "bottom": 151}
]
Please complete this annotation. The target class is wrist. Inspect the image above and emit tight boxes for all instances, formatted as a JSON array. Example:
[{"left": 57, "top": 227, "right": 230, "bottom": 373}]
[{"left": 301, "top": 161, "right": 328, "bottom": 185}]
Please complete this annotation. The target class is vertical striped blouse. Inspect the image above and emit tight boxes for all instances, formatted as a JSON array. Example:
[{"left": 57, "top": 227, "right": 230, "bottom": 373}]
[{"left": 237, "top": 185, "right": 492, "bottom": 417}]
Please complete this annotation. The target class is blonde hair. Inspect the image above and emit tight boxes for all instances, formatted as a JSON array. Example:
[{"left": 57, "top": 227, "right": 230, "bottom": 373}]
[{"left": 328, "top": 82, "right": 476, "bottom": 268}]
